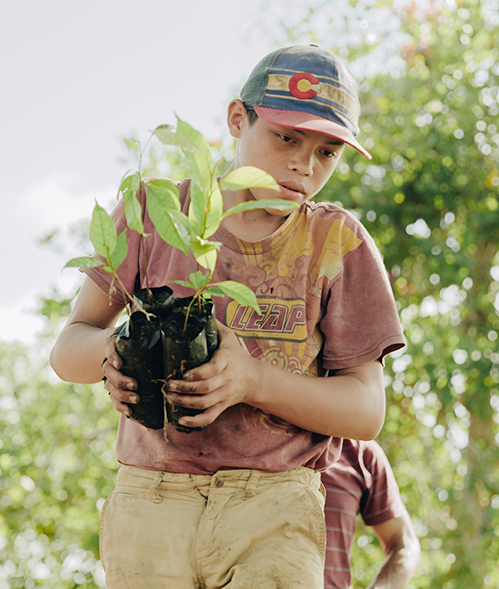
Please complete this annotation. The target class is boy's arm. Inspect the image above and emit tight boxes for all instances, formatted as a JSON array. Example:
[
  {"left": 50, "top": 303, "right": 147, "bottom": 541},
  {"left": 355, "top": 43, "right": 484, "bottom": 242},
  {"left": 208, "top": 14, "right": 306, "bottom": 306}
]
[
  {"left": 366, "top": 509, "right": 421, "bottom": 589},
  {"left": 52, "top": 282, "right": 386, "bottom": 439},
  {"left": 50, "top": 278, "right": 138, "bottom": 416},
  {"left": 166, "top": 321, "right": 386, "bottom": 439}
]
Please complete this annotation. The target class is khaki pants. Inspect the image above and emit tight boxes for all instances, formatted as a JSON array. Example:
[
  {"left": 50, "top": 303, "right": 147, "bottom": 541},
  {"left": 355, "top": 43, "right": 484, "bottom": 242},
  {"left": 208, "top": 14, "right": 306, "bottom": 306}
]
[{"left": 100, "top": 465, "right": 326, "bottom": 588}]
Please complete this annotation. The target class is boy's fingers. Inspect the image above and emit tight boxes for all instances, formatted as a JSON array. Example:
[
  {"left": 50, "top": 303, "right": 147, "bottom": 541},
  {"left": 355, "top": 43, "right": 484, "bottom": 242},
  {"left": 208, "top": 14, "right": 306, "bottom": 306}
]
[
  {"left": 104, "top": 335, "right": 122, "bottom": 370},
  {"left": 108, "top": 395, "right": 133, "bottom": 416},
  {"left": 105, "top": 376, "right": 140, "bottom": 404},
  {"left": 182, "top": 352, "right": 226, "bottom": 382},
  {"left": 169, "top": 369, "right": 225, "bottom": 395},
  {"left": 178, "top": 401, "right": 226, "bottom": 428},
  {"left": 102, "top": 360, "right": 137, "bottom": 392}
]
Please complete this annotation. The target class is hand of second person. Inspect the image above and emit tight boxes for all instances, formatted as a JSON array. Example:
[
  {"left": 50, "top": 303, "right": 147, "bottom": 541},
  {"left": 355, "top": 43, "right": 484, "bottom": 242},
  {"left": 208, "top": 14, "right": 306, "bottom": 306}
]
[{"left": 166, "top": 321, "right": 260, "bottom": 428}]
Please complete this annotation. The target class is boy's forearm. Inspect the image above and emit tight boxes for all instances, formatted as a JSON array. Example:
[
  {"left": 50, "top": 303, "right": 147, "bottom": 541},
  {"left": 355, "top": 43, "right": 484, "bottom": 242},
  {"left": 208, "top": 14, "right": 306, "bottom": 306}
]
[
  {"left": 250, "top": 359, "right": 385, "bottom": 439},
  {"left": 50, "top": 278, "right": 125, "bottom": 385},
  {"left": 50, "top": 322, "right": 115, "bottom": 384}
]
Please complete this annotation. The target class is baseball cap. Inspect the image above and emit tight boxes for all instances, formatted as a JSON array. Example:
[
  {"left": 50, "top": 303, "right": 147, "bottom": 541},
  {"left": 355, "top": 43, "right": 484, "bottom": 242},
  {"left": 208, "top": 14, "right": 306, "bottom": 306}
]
[{"left": 240, "top": 45, "right": 372, "bottom": 160}]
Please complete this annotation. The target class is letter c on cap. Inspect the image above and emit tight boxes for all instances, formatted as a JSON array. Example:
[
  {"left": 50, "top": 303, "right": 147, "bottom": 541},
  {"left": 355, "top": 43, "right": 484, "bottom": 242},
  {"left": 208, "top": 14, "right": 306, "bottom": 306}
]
[{"left": 289, "top": 72, "right": 320, "bottom": 99}]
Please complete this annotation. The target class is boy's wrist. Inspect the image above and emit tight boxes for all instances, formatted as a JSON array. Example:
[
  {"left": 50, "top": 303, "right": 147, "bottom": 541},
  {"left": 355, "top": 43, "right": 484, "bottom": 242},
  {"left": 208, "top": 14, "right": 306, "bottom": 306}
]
[{"left": 244, "top": 357, "right": 270, "bottom": 408}]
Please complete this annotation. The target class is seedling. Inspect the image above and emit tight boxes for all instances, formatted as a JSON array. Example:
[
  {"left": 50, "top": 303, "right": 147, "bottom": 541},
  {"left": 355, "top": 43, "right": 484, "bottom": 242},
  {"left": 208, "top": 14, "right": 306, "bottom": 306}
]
[
  {"left": 65, "top": 116, "right": 298, "bottom": 321},
  {"left": 63, "top": 116, "right": 299, "bottom": 433}
]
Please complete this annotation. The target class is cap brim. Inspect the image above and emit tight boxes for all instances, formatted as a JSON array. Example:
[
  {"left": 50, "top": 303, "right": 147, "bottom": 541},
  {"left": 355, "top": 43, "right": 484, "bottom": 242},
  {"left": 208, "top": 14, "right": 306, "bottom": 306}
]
[{"left": 254, "top": 106, "right": 372, "bottom": 160}]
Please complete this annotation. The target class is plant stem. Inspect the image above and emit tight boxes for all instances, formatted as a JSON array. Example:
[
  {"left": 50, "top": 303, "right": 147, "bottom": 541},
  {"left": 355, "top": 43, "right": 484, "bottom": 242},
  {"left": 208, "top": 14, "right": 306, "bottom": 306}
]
[
  {"left": 182, "top": 296, "right": 198, "bottom": 338},
  {"left": 140, "top": 233, "right": 152, "bottom": 302}
]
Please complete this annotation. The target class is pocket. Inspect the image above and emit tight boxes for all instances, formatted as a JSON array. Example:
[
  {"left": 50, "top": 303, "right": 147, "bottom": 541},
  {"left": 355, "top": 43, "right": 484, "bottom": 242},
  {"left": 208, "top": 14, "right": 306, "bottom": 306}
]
[
  {"left": 99, "top": 490, "right": 115, "bottom": 572},
  {"left": 304, "top": 486, "right": 327, "bottom": 561},
  {"left": 115, "top": 484, "right": 148, "bottom": 499}
]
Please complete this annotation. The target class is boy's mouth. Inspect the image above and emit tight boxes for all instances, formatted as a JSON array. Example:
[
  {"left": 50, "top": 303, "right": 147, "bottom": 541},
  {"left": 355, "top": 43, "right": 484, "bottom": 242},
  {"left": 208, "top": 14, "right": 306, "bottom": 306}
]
[{"left": 279, "top": 182, "right": 305, "bottom": 199}]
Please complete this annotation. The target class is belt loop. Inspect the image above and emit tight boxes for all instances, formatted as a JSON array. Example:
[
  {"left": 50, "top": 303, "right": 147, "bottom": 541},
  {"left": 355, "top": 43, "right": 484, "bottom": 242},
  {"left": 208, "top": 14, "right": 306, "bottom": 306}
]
[
  {"left": 244, "top": 470, "right": 260, "bottom": 500},
  {"left": 149, "top": 471, "right": 164, "bottom": 503}
]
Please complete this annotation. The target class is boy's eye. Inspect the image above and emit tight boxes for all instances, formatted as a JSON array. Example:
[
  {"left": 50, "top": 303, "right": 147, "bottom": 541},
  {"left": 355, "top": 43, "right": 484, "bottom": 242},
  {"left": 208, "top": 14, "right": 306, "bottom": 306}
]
[
  {"left": 277, "top": 133, "right": 294, "bottom": 143},
  {"left": 322, "top": 149, "right": 337, "bottom": 158}
]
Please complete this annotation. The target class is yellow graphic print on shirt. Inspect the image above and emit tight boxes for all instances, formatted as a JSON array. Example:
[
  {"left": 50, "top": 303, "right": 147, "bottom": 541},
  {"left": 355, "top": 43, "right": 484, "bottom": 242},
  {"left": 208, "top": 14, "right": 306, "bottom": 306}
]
[
  {"left": 223, "top": 213, "right": 363, "bottom": 433},
  {"left": 225, "top": 215, "right": 363, "bottom": 374}
]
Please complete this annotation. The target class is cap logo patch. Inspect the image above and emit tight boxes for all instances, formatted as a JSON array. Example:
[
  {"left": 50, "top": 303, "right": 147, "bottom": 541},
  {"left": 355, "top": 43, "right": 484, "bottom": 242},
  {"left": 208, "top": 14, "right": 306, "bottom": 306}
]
[{"left": 289, "top": 72, "right": 319, "bottom": 99}]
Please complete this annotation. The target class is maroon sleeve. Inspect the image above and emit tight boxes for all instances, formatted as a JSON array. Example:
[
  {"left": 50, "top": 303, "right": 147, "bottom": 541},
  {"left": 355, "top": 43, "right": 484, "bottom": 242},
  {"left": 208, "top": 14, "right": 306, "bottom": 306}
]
[
  {"left": 320, "top": 214, "right": 405, "bottom": 370},
  {"left": 360, "top": 441, "right": 404, "bottom": 527}
]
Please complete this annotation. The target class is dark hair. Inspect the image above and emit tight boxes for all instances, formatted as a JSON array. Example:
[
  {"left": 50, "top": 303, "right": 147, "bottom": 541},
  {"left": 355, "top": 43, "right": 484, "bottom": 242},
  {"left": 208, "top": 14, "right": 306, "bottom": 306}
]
[{"left": 245, "top": 106, "right": 259, "bottom": 126}]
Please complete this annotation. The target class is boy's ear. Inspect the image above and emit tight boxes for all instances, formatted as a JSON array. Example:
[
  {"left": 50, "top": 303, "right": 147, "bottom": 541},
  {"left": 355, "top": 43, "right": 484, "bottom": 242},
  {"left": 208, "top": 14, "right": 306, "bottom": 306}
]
[{"left": 227, "top": 99, "right": 248, "bottom": 139}]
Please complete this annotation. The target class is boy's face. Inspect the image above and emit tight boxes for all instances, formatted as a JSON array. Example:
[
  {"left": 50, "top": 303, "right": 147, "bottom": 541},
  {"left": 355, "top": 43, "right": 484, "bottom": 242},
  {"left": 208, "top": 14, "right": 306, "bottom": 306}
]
[{"left": 228, "top": 101, "right": 344, "bottom": 217}]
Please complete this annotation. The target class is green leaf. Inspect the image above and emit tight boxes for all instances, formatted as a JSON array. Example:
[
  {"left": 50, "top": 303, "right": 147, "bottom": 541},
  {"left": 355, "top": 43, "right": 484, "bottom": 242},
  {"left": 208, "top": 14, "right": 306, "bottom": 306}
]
[
  {"left": 202, "top": 286, "right": 225, "bottom": 297},
  {"left": 64, "top": 256, "right": 104, "bottom": 269},
  {"left": 109, "top": 229, "right": 128, "bottom": 270},
  {"left": 188, "top": 181, "right": 206, "bottom": 237},
  {"left": 175, "top": 117, "right": 212, "bottom": 157},
  {"left": 196, "top": 249, "right": 218, "bottom": 271},
  {"left": 169, "top": 210, "right": 193, "bottom": 244},
  {"left": 176, "top": 117, "right": 213, "bottom": 193},
  {"left": 189, "top": 237, "right": 221, "bottom": 271},
  {"left": 204, "top": 182, "right": 224, "bottom": 238},
  {"left": 123, "top": 190, "right": 144, "bottom": 234},
  {"left": 146, "top": 179, "right": 181, "bottom": 212},
  {"left": 214, "top": 281, "right": 261, "bottom": 313},
  {"left": 89, "top": 202, "right": 117, "bottom": 259},
  {"left": 146, "top": 182, "right": 189, "bottom": 256},
  {"left": 170, "top": 279, "right": 196, "bottom": 290},
  {"left": 219, "top": 167, "right": 280, "bottom": 192},
  {"left": 188, "top": 270, "right": 211, "bottom": 291},
  {"left": 184, "top": 151, "right": 214, "bottom": 194},
  {"left": 222, "top": 199, "right": 299, "bottom": 218},
  {"left": 119, "top": 171, "right": 141, "bottom": 199},
  {"left": 153, "top": 125, "right": 204, "bottom": 153}
]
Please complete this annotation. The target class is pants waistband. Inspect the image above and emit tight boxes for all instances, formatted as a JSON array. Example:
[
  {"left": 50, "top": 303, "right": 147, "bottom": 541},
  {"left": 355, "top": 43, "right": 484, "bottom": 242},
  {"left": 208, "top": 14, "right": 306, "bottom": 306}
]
[{"left": 116, "top": 464, "right": 320, "bottom": 502}]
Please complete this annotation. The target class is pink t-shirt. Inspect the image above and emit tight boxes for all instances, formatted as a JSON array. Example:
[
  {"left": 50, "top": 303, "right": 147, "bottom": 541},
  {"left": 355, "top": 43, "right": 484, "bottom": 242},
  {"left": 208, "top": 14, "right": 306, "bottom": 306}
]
[
  {"left": 83, "top": 179, "right": 405, "bottom": 475},
  {"left": 321, "top": 440, "right": 405, "bottom": 589}
]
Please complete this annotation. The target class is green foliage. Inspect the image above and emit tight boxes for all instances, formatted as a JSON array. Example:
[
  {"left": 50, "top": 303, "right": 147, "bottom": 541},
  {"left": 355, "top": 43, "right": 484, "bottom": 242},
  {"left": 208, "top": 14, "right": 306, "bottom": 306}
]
[
  {"left": 65, "top": 116, "right": 297, "bottom": 314},
  {"left": 0, "top": 340, "right": 116, "bottom": 587},
  {"left": 149, "top": 116, "right": 298, "bottom": 310},
  {"left": 283, "top": 1, "right": 499, "bottom": 586},
  {"left": 3, "top": 3, "right": 498, "bottom": 587}
]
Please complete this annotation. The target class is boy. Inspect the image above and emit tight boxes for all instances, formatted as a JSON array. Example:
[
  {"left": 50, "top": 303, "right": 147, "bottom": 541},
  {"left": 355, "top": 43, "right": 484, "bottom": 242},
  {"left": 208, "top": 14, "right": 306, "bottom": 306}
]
[
  {"left": 50, "top": 45, "right": 405, "bottom": 588},
  {"left": 322, "top": 440, "right": 420, "bottom": 588}
]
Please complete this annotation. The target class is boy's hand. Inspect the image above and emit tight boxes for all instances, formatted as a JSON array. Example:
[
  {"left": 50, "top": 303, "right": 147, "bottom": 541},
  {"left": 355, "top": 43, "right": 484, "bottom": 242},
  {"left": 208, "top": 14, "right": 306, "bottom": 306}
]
[
  {"left": 102, "top": 334, "right": 140, "bottom": 417},
  {"left": 166, "top": 321, "right": 259, "bottom": 428}
]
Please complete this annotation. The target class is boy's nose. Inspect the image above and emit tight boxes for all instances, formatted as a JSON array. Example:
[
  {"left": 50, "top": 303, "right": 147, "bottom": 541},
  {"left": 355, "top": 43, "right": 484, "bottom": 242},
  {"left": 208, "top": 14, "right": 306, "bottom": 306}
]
[{"left": 289, "top": 150, "right": 314, "bottom": 176}]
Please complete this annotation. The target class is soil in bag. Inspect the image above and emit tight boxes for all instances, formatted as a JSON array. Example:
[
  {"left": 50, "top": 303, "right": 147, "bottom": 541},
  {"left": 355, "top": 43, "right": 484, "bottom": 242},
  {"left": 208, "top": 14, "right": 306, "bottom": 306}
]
[
  {"left": 163, "top": 297, "right": 219, "bottom": 434},
  {"left": 115, "top": 286, "right": 174, "bottom": 429}
]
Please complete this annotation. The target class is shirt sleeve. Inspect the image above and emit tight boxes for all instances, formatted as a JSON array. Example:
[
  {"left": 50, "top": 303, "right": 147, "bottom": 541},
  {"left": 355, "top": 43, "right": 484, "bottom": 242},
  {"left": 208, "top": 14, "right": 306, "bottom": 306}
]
[
  {"left": 360, "top": 441, "right": 405, "bottom": 527},
  {"left": 320, "top": 214, "right": 405, "bottom": 370}
]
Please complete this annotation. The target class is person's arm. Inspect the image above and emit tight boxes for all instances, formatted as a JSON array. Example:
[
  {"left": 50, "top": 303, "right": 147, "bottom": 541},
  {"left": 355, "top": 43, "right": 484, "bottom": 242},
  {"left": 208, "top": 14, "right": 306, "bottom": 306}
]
[
  {"left": 366, "top": 509, "right": 421, "bottom": 589},
  {"left": 51, "top": 279, "right": 386, "bottom": 438},
  {"left": 166, "top": 321, "right": 386, "bottom": 439},
  {"left": 50, "top": 277, "right": 139, "bottom": 416}
]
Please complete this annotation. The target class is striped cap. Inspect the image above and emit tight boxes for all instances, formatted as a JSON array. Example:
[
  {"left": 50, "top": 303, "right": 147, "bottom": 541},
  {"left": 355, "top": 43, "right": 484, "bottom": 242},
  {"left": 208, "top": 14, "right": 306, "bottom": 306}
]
[{"left": 240, "top": 45, "right": 371, "bottom": 159}]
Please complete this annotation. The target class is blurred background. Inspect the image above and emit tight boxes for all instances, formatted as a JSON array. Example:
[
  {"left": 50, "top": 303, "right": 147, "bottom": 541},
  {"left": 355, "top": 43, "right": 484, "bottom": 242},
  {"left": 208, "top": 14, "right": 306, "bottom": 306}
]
[{"left": 1, "top": 0, "right": 499, "bottom": 587}]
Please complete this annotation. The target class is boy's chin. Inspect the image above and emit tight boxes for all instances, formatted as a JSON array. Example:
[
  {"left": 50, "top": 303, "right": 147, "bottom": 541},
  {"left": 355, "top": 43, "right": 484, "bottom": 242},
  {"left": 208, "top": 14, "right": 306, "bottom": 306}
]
[{"left": 264, "top": 206, "right": 294, "bottom": 218}]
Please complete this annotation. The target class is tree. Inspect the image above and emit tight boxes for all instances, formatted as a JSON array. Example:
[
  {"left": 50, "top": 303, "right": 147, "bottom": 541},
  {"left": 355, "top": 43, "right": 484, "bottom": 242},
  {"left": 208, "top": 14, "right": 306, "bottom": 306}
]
[
  {"left": 2, "top": 2, "right": 498, "bottom": 587},
  {"left": 276, "top": 0, "right": 499, "bottom": 586},
  {"left": 0, "top": 332, "right": 115, "bottom": 587}
]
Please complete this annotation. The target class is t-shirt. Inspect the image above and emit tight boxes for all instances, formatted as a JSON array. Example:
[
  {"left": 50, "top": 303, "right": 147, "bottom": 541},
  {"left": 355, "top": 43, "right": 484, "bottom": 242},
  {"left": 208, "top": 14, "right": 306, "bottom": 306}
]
[
  {"left": 83, "top": 179, "right": 405, "bottom": 475},
  {"left": 321, "top": 439, "right": 405, "bottom": 589}
]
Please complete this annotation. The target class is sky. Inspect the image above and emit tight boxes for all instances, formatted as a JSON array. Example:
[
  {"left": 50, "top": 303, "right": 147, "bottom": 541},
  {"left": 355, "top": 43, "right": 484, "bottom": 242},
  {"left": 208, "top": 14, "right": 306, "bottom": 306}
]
[
  {"left": 0, "top": 0, "right": 278, "bottom": 344},
  {"left": 0, "top": 0, "right": 448, "bottom": 346}
]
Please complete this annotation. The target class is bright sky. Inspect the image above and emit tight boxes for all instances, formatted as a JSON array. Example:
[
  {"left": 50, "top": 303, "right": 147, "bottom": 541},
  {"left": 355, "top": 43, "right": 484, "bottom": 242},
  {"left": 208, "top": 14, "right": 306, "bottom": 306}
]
[
  {"left": 1, "top": 0, "right": 443, "bottom": 345},
  {"left": 0, "top": 0, "right": 276, "bottom": 344}
]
